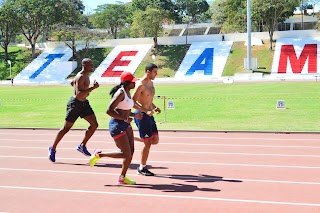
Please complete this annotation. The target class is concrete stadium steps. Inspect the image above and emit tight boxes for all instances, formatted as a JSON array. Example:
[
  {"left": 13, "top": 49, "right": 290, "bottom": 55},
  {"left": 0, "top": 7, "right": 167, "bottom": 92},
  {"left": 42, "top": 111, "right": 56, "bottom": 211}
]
[
  {"left": 169, "top": 29, "right": 183, "bottom": 36},
  {"left": 182, "top": 27, "right": 208, "bottom": 36}
]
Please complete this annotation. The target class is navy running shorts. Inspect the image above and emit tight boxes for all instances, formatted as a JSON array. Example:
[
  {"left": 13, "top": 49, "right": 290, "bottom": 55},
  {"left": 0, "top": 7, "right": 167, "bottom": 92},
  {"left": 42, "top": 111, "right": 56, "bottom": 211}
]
[
  {"left": 109, "top": 118, "right": 130, "bottom": 139},
  {"left": 134, "top": 110, "right": 158, "bottom": 140}
]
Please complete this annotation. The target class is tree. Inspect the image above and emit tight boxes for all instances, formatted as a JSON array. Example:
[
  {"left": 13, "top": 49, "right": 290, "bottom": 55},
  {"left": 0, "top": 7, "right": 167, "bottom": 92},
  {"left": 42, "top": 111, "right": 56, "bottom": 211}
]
[
  {"left": 130, "top": 6, "right": 169, "bottom": 48},
  {"left": 53, "top": 25, "right": 108, "bottom": 67},
  {"left": 52, "top": 0, "right": 84, "bottom": 60},
  {"left": 51, "top": 0, "right": 107, "bottom": 64},
  {"left": 130, "top": 0, "right": 158, "bottom": 11},
  {"left": 13, "top": 0, "right": 76, "bottom": 58},
  {"left": 0, "top": 0, "right": 19, "bottom": 61},
  {"left": 211, "top": 0, "right": 247, "bottom": 33},
  {"left": 211, "top": 0, "right": 228, "bottom": 26},
  {"left": 308, "top": 0, "right": 320, "bottom": 16},
  {"left": 174, "top": 0, "right": 209, "bottom": 23},
  {"left": 252, "top": 0, "right": 299, "bottom": 50},
  {"left": 63, "top": 0, "right": 85, "bottom": 25},
  {"left": 90, "top": 3, "right": 128, "bottom": 39},
  {"left": 130, "top": 0, "right": 179, "bottom": 22}
]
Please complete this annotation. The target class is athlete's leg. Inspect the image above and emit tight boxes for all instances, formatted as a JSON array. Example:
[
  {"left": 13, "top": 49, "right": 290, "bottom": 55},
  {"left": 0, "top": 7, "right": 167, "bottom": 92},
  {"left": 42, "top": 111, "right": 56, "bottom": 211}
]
[
  {"left": 98, "top": 134, "right": 132, "bottom": 176},
  {"left": 116, "top": 134, "right": 133, "bottom": 176},
  {"left": 52, "top": 120, "right": 74, "bottom": 150},
  {"left": 134, "top": 136, "right": 144, "bottom": 142},
  {"left": 137, "top": 137, "right": 154, "bottom": 176},
  {"left": 80, "top": 114, "right": 98, "bottom": 146},
  {"left": 141, "top": 138, "right": 152, "bottom": 165},
  {"left": 142, "top": 122, "right": 159, "bottom": 163},
  {"left": 126, "top": 125, "right": 135, "bottom": 155},
  {"left": 151, "top": 134, "right": 159, "bottom": 145}
]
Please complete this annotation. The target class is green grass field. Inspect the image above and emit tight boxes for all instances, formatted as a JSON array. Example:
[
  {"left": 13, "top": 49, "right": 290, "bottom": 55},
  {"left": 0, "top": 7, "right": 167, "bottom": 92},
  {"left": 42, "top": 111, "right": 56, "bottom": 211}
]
[
  {"left": 0, "top": 41, "right": 318, "bottom": 132},
  {"left": 1, "top": 82, "right": 319, "bottom": 132}
]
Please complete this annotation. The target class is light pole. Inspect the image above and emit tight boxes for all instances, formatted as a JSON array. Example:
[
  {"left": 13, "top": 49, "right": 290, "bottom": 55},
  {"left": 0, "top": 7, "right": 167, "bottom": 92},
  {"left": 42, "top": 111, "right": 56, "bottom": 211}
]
[
  {"left": 247, "top": 0, "right": 252, "bottom": 71},
  {"left": 124, "top": 23, "right": 129, "bottom": 38},
  {"left": 7, "top": 60, "right": 12, "bottom": 80},
  {"left": 185, "top": 1, "right": 189, "bottom": 47},
  {"left": 152, "top": 54, "right": 156, "bottom": 64},
  {"left": 301, "top": 0, "right": 304, "bottom": 30},
  {"left": 186, "top": 20, "right": 189, "bottom": 45},
  {"left": 185, "top": 16, "right": 192, "bottom": 49}
]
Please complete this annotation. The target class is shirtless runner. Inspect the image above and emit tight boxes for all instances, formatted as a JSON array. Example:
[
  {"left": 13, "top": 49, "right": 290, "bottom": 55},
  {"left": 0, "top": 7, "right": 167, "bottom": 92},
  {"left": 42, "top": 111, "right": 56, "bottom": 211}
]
[
  {"left": 48, "top": 58, "right": 99, "bottom": 162},
  {"left": 132, "top": 63, "right": 161, "bottom": 176}
]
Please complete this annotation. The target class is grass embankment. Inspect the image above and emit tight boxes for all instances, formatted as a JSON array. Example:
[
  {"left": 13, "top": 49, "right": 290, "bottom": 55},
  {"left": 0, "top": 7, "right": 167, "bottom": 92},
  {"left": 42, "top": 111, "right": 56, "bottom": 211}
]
[
  {"left": 224, "top": 40, "right": 274, "bottom": 76},
  {"left": 0, "top": 46, "right": 39, "bottom": 80}
]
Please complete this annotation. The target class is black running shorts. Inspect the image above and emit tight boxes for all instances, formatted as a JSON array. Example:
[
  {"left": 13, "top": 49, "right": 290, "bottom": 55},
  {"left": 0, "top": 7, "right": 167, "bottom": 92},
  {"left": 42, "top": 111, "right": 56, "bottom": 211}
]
[{"left": 65, "top": 96, "right": 94, "bottom": 123}]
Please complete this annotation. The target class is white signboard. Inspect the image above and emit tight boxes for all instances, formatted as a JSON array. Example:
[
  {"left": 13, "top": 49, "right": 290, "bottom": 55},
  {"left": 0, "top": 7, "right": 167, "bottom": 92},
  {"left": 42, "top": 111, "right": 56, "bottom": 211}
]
[
  {"left": 276, "top": 100, "right": 286, "bottom": 109},
  {"left": 167, "top": 100, "right": 175, "bottom": 109}
]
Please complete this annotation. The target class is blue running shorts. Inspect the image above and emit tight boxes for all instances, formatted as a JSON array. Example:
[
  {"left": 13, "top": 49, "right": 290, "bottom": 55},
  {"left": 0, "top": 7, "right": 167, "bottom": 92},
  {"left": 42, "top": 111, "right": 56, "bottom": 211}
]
[
  {"left": 134, "top": 110, "right": 158, "bottom": 140},
  {"left": 109, "top": 118, "right": 130, "bottom": 139}
]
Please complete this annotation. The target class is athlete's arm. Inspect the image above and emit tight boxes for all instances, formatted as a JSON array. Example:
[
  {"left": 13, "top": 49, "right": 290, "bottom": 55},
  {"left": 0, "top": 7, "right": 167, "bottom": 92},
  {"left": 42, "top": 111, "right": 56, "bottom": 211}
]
[
  {"left": 76, "top": 76, "right": 98, "bottom": 99},
  {"left": 152, "top": 103, "right": 161, "bottom": 114}
]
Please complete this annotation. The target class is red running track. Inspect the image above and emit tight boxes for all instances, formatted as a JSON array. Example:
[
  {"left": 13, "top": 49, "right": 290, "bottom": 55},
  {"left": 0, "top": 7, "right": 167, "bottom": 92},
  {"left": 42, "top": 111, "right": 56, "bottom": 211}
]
[{"left": 0, "top": 129, "right": 320, "bottom": 213}]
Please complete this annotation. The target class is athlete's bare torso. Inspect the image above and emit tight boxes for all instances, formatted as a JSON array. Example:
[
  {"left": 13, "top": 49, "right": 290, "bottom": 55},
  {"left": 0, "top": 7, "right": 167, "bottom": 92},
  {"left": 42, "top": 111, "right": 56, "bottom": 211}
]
[
  {"left": 72, "top": 71, "right": 90, "bottom": 101},
  {"left": 135, "top": 79, "right": 155, "bottom": 111}
]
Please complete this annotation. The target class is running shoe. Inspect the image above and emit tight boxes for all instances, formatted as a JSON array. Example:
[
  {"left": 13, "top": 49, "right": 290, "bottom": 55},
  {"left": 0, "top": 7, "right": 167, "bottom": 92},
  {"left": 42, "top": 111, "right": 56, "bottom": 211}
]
[
  {"left": 137, "top": 166, "right": 155, "bottom": 176},
  {"left": 117, "top": 176, "right": 136, "bottom": 185},
  {"left": 48, "top": 146, "right": 56, "bottom": 162},
  {"left": 77, "top": 144, "right": 91, "bottom": 156},
  {"left": 89, "top": 150, "right": 101, "bottom": 167}
]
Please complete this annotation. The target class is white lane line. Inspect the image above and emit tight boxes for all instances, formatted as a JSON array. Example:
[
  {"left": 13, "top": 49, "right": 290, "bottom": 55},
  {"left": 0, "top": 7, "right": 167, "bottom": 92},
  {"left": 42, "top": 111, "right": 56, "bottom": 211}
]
[
  {"left": 0, "top": 185, "right": 319, "bottom": 207},
  {"left": 0, "top": 132, "right": 319, "bottom": 141},
  {"left": 1, "top": 155, "right": 320, "bottom": 169},
  {"left": 1, "top": 167, "right": 320, "bottom": 185},
  {"left": 1, "top": 139, "right": 320, "bottom": 149},
  {"left": 1, "top": 146, "right": 320, "bottom": 158},
  {"left": 0, "top": 138, "right": 111, "bottom": 143}
]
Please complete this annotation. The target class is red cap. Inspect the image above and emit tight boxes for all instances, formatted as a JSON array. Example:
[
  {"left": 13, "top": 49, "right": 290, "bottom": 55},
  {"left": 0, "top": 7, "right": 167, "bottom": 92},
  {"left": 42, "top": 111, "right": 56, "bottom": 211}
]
[{"left": 120, "top": 72, "right": 138, "bottom": 83}]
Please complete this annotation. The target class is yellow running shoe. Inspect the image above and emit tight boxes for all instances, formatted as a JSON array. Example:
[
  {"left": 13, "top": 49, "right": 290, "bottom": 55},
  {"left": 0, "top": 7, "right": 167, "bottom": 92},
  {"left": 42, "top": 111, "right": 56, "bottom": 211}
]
[
  {"left": 117, "top": 176, "right": 136, "bottom": 185},
  {"left": 89, "top": 150, "right": 101, "bottom": 167}
]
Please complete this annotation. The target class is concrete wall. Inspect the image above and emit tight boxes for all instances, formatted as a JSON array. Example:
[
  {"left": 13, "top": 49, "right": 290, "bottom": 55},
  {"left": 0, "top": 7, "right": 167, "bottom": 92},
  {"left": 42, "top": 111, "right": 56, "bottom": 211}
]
[{"left": 25, "top": 29, "right": 316, "bottom": 49}]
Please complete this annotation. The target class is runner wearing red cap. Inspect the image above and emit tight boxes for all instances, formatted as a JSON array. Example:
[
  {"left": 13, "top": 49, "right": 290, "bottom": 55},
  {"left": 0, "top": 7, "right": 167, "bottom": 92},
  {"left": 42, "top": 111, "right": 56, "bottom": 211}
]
[{"left": 89, "top": 72, "right": 142, "bottom": 185}]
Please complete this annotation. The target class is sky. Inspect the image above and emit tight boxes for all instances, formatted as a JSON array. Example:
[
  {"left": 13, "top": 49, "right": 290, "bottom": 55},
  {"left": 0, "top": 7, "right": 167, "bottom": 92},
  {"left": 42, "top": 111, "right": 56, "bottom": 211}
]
[{"left": 82, "top": 0, "right": 132, "bottom": 14}]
